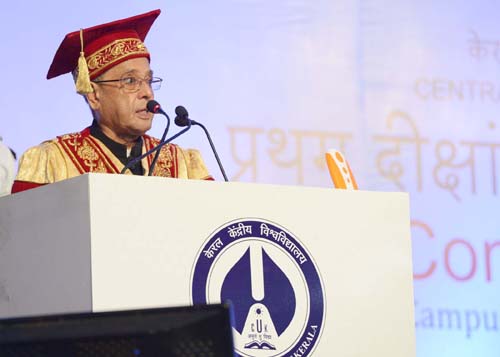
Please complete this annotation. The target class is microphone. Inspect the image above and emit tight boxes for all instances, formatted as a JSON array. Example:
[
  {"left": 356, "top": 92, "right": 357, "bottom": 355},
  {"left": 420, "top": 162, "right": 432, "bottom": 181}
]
[
  {"left": 174, "top": 106, "right": 228, "bottom": 182},
  {"left": 120, "top": 101, "right": 192, "bottom": 174},
  {"left": 146, "top": 100, "right": 164, "bottom": 115},
  {"left": 147, "top": 100, "right": 170, "bottom": 176},
  {"left": 174, "top": 106, "right": 190, "bottom": 127}
]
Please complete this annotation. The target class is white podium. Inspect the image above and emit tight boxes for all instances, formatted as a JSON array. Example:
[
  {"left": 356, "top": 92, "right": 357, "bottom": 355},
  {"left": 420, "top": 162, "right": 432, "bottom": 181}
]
[{"left": 0, "top": 174, "right": 415, "bottom": 357}]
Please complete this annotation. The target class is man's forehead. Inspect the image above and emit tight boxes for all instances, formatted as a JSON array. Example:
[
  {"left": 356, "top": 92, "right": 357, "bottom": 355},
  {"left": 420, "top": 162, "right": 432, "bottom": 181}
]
[{"left": 103, "top": 57, "right": 153, "bottom": 77}]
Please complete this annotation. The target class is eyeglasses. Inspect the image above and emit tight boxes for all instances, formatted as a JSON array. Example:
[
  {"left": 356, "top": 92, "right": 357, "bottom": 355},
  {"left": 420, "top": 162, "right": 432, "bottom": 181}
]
[{"left": 93, "top": 75, "right": 163, "bottom": 92}]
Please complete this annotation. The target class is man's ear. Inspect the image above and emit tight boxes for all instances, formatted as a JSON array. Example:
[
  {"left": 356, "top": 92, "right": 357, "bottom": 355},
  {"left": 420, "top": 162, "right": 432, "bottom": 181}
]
[{"left": 85, "top": 83, "right": 100, "bottom": 111}]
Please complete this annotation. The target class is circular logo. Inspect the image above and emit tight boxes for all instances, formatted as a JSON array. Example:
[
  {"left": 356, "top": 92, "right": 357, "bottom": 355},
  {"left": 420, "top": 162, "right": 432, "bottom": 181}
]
[{"left": 191, "top": 219, "right": 325, "bottom": 357}]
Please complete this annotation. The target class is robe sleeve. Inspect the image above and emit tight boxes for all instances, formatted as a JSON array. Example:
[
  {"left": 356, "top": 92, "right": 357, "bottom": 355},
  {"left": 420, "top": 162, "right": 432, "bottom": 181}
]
[
  {"left": 177, "top": 147, "right": 214, "bottom": 180},
  {"left": 12, "top": 141, "right": 69, "bottom": 193}
]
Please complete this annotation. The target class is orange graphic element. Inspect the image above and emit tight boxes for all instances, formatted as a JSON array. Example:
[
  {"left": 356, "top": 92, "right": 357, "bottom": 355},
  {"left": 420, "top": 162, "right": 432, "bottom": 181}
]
[
  {"left": 411, "top": 220, "right": 437, "bottom": 280},
  {"left": 325, "top": 149, "right": 358, "bottom": 190}
]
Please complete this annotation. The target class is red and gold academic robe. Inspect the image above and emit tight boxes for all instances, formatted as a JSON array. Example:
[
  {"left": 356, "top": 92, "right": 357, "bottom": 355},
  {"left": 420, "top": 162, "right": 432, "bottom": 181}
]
[{"left": 12, "top": 127, "right": 212, "bottom": 193}]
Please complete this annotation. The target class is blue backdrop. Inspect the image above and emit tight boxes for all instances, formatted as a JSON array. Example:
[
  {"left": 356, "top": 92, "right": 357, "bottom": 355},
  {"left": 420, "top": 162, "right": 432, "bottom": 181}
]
[{"left": 1, "top": 1, "right": 499, "bottom": 356}]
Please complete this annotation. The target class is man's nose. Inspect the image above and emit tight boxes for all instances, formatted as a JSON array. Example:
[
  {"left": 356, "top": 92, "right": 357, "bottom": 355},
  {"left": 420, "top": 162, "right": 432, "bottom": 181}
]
[{"left": 139, "top": 80, "right": 154, "bottom": 99}]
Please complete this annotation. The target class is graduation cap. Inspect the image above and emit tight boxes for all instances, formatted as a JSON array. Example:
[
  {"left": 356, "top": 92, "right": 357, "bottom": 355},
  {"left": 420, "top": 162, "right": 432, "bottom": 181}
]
[{"left": 47, "top": 9, "right": 161, "bottom": 94}]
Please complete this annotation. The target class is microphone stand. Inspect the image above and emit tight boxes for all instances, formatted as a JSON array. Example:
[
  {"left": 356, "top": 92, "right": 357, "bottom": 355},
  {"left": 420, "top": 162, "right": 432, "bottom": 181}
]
[
  {"left": 148, "top": 113, "right": 171, "bottom": 176},
  {"left": 120, "top": 120, "right": 192, "bottom": 174},
  {"left": 191, "top": 120, "right": 228, "bottom": 182}
]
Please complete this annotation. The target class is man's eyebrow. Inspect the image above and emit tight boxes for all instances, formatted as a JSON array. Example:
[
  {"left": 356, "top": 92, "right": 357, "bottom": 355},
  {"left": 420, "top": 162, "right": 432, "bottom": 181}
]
[{"left": 120, "top": 69, "right": 154, "bottom": 77}]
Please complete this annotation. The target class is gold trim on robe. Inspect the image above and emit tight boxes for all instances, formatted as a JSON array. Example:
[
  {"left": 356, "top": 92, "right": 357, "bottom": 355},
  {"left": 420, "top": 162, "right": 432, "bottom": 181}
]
[{"left": 15, "top": 127, "right": 212, "bottom": 185}]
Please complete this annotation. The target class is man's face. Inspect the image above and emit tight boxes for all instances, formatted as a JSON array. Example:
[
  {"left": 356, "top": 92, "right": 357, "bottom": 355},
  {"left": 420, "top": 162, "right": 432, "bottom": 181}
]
[{"left": 88, "top": 57, "right": 155, "bottom": 143}]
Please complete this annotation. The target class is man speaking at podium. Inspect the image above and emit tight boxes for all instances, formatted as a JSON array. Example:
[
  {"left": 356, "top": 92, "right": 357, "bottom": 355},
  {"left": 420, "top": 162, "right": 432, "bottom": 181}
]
[{"left": 12, "top": 9, "right": 212, "bottom": 194}]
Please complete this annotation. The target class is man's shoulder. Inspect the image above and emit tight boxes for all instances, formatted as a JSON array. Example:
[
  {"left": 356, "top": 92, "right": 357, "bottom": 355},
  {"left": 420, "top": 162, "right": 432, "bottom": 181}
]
[
  {"left": 56, "top": 127, "right": 91, "bottom": 142},
  {"left": 22, "top": 127, "right": 90, "bottom": 156},
  {"left": 142, "top": 134, "right": 180, "bottom": 148},
  {"left": 25, "top": 137, "right": 59, "bottom": 153}
]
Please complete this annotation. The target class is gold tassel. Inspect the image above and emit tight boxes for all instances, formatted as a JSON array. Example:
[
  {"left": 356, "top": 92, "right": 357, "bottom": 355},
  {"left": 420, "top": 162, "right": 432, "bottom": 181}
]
[{"left": 75, "top": 29, "right": 93, "bottom": 94}]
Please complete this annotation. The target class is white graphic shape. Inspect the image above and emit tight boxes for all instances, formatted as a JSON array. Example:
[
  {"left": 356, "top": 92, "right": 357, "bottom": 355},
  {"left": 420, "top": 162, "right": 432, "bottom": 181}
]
[
  {"left": 251, "top": 246, "right": 265, "bottom": 301},
  {"left": 206, "top": 238, "right": 309, "bottom": 357},
  {"left": 242, "top": 303, "right": 278, "bottom": 350}
]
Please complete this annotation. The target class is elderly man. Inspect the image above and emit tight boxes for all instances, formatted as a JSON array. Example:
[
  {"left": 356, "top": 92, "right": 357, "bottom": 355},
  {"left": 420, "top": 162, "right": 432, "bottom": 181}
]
[{"left": 12, "top": 9, "right": 211, "bottom": 194}]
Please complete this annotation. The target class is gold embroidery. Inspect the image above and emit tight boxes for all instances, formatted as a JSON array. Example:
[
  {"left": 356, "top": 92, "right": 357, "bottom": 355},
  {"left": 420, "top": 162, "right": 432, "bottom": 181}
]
[
  {"left": 146, "top": 137, "right": 174, "bottom": 177},
  {"left": 111, "top": 42, "right": 125, "bottom": 56},
  {"left": 85, "top": 136, "right": 121, "bottom": 173},
  {"left": 59, "top": 133, "right": 78, "bottom": 140},
  {"left": 77, "top": 141, "right": 100, "bottom": 170},
  {"left": 86, "top": 38, "right": 148, "bottom": 77},
  {"left": 93, "top": 160, "right": 108, "bottom": 173},
  {"left": 154, "top": 150, "right": 173, "bottom": 177},
  {"left": 57, "top": 133, "right": 86, "bottom": 173},
  {"left": 59, "top": 133, "right": 80, "bottom": 147}
]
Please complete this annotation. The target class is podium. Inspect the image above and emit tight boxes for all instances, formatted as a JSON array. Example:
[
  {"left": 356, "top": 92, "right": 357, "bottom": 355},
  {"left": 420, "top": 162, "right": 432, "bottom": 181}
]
[{"left": 0, "top": 173, "right": 415, "bottom": 357}]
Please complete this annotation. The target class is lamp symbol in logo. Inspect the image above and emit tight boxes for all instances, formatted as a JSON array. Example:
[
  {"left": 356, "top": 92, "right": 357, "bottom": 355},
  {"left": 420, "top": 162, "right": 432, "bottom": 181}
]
[{"left": 191, "top": 219, "right": 325, "bottom": 357}]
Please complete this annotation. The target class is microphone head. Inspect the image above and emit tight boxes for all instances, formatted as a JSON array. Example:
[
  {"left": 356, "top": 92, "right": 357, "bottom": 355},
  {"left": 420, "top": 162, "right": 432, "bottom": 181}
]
[
  {"left": 175, "top": 116, "right": 191, "bottom": 127},
  {"left": 175, "top": 106, "right": 189, "bottom": 118},
  {"left": 174, "top": 105, "right": 190, "bottom": 127},
  {"left": 175, "top": 105, "right": 189, "bottom": 118},
  {"left": 146, "top": 100, "right": 162, "bottom": 114}
]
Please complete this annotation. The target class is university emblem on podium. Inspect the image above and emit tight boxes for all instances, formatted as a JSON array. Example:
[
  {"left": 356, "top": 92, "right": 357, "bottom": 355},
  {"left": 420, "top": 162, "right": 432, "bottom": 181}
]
[{"left": 191, "top": 219, "right": 325, "bottom": 356}]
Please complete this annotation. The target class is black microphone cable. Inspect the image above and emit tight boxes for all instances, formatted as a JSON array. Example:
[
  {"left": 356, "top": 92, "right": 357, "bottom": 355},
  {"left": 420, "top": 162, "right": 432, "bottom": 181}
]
[
  {"left": 147, "top": 100, "right": 170, "bottom": 176},
  {"left": 174, "top": 106, "right": 228, "bottom": 182}
]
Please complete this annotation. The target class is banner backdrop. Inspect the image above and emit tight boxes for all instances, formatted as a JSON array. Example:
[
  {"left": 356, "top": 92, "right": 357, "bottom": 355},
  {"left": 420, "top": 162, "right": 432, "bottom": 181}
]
[{"left": 1, "top": 1, "right": 499, "bottom": 356}]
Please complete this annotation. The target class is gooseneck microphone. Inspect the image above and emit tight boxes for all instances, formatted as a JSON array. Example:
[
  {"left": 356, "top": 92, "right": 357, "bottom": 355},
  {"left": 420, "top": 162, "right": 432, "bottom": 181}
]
[
  {"left": 120, "top": 101, "right": 192, "bottom": 174},
  {"left": 147, "top": 100, "right": 170, "bottom": 176},
  {"left": 174, "top": 106, "right": 228, "bottom": 182},
  {"left": 146, "top": 100, "right": 164, "bottom": 115},
  {"left": 174, "top": 106, "right": 190, "bottom": 127}
]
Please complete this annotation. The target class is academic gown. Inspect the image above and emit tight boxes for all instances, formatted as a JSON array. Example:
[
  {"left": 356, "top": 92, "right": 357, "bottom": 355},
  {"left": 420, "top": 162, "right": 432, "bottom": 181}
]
[{"left": 12, "top": 124, "right": 212, "bottom": 193}]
